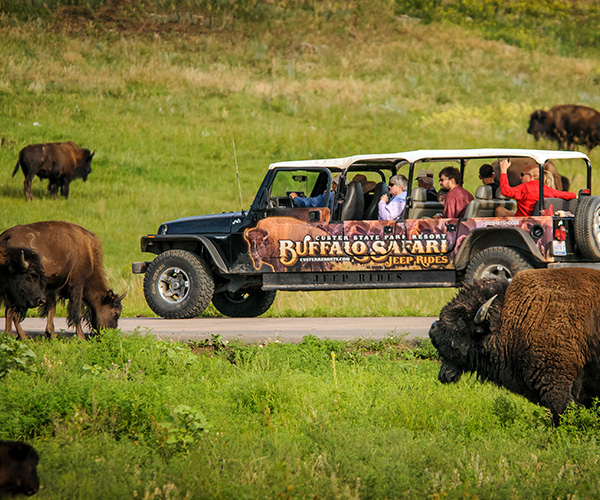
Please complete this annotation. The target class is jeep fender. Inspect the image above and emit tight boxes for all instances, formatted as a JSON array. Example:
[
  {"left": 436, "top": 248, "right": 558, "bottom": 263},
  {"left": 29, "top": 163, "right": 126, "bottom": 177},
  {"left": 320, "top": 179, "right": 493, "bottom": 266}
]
[
  {"left": 453, "top": 228, "right": 545, "bottom": 271},
  {"left": 140, "top": 235, "right": 230, "bottom": 274}
]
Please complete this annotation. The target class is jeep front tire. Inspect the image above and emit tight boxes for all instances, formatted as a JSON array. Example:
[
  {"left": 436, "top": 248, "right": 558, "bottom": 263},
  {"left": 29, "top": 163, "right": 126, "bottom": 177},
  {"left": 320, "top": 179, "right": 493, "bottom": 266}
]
[
  {"left": 465, "top": 246, "right": 532, "bottom": 284},
  {"left": 143, "top": 250, "right": 214, "bottom": 318}
]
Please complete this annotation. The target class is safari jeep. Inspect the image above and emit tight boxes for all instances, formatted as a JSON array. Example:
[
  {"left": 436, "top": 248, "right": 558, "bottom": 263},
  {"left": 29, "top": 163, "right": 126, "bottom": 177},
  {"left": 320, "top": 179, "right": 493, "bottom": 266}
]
[{"left": 132, "top": 148, "right": 600, "bottom": 318}]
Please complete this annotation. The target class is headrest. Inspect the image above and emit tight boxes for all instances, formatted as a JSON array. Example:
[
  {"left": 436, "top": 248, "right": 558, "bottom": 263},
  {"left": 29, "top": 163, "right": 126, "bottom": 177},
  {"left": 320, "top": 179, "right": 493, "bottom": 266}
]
[
  {"left": 495, "top": 187, "right": 508, "bottom": 199},
  {"left": 475, "top": 185, "right": 493, "bottom": 200},
  {"left": 411, "top": 187, "right": 427, "bottom": 202}
]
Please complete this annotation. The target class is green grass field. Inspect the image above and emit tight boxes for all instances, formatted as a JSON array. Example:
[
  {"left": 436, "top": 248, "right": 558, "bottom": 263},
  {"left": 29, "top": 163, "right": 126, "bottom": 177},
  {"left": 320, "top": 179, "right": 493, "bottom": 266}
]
[
  {"left": 2, "top": 0, "right": 600, "bottom": 317},
  {"left": 3, "top": 330, "right": 600, "bottom": 499}
]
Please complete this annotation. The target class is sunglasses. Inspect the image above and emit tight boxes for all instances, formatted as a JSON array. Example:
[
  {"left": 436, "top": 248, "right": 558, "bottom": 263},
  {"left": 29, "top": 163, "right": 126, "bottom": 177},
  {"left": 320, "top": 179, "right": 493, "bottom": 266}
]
[{"left": 521, "top": 172, "right": 532, "bottom": 177}]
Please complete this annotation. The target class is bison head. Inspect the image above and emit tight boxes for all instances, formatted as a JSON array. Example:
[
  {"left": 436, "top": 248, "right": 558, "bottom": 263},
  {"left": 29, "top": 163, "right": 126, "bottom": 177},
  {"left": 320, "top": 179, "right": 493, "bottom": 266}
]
[
  {"left": 429, "top": 279, "right": 508, "bottom": 384},
  {"left": 6, "top": 249, "right": 46, "bottom": 310},
  {"left": 245, "top": 227, "right": 271, "bottom": 270},
  {"left": 527, "top": 109, "right": 550, "bottom": 141},
  {"left": 85, "top": 289, "right": 125, "bottom": 334},
  {"left": 74, "top": 149, "right": 95, "bottom": 182}
]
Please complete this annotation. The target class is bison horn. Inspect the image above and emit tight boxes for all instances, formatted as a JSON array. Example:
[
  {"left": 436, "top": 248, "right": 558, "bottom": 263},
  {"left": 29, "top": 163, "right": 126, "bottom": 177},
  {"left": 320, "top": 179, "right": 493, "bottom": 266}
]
[
  {"left": 474, "top": 294, "right": 498, "bottom": 324},
  {"left": 19, "top": 250, "right": 29, "bottom": 270}
]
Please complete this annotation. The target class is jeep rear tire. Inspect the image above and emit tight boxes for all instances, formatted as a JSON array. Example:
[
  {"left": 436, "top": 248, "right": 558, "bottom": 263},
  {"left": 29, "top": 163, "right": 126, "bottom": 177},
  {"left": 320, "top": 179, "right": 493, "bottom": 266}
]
[
  {"left": 465, "top": 247, "right": 532, "bottom": 284},
  {"left": 574, "top": 195, "right": 600, "bottom": 260},
  {"left": 144, "top": 250, "right": 214, "bottom": 318},
  {"left": 212, "top": 289, "right": 276, "bottom": 317}
]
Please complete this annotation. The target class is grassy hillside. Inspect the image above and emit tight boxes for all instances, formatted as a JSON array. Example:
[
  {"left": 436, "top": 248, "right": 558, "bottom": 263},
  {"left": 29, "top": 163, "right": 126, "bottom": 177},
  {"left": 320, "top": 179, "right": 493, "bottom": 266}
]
[{"left": 1, "top": 0, "right": 600, "bottom": 317}]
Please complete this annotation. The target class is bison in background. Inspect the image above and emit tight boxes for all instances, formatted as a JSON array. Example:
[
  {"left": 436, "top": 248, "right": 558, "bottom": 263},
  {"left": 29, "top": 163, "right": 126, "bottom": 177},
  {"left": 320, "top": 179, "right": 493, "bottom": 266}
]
[
  {"left": 12, "top": 141, "right": 95, "bottom": 200},
  {"left": 0, "top": 441, "right": 39, "bottom": 497},
  {"left": 0, "top": 246, "right": 46, "bottom": 340},
  {"left": 429, "top": 268, "right": 600, "bottom": 425},
  {"left": 0, "top": 221, "right": 125, "bottom": 340},
  {"left": 527, "top": 104, "right": 600, "bottom": 153}
]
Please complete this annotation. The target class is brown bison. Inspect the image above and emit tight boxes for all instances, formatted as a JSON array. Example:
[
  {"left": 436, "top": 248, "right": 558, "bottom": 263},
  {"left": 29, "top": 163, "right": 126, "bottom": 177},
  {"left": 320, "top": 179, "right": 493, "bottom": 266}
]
[
  {"left": 429, "top": 268, "right": 600, "bottom": 425},
  {"left": 0, "top": 221, "right": 125, "bottom": 340},
  {"left": 0, "top": 441, "right": 39, "bottom": 497},
  {"left": 527, "top": 104, "right": 600, "bottom": 153},
  {"left": 12, "top": 141, "right": 95, "bottom": 200}
]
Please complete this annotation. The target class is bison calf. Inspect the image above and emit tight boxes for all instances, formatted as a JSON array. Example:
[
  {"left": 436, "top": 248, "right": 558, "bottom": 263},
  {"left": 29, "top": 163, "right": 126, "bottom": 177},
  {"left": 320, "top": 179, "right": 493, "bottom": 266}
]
[
  {"left": 429, "top": 268, "right": 600, "bottom": 425},
  {"left": 0, "top": 441, "right": 39, "bottom": 497},
  {"left": 12, "top": 141, "right": 94, "bottom": 200}
]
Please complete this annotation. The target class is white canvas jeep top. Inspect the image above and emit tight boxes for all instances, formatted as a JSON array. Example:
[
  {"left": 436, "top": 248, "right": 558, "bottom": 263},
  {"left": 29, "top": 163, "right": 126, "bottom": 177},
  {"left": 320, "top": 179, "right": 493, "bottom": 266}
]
[{"left": 269, "top": 148, "right": 590, "bottom": 170}]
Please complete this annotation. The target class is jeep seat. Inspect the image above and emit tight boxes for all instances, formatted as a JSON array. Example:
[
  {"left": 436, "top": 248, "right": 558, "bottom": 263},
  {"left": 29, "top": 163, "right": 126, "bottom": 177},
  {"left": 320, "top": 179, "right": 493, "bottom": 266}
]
[
  {"left": 407, "top": 187, "right": 443, "bottom": 219},
  {"left": 340, "top": 180, "right": 365, "bottom": 220},
  {"left": 464, "top": 185, "right": 493, "bottom": 218},
  {"left": 464, "top": 186, "right": 518, "bottom": 218},
  {"left": 533, "top": 197, "right": 579, "bottom": 215},
  {"left": 363, "top": 182, "right": 388, "bottom": 220}
]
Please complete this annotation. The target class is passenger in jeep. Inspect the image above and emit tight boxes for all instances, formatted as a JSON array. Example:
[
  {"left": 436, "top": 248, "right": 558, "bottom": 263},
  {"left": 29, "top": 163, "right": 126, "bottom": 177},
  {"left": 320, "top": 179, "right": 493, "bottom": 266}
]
[
  {"left": 479, "top": 163, "right": 500, "bottom": 195},
  {"left": 290, "top": 174, "right": 343, "bottom": 211},
  {"left": 378, "top": 174, "right": 407, "bottom": 220},
  {"left": 416, "top": 169, "right": 438, "bottom": 201},
  {"left": 433, "top": 167, "right": 474, "bottom": 219},
  {"left": 495, "top": 159, "right": 576, "bottom": 217}
]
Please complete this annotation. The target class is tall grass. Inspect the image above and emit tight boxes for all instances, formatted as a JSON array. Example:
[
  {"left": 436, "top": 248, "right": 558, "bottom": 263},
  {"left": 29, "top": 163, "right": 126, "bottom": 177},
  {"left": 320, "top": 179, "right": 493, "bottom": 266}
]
[
  {"left": 2, "top": 330, "right": 600, "bottom": 499},
  {"left": 1, "top": 2, "right": 599, "bottom": 317}
]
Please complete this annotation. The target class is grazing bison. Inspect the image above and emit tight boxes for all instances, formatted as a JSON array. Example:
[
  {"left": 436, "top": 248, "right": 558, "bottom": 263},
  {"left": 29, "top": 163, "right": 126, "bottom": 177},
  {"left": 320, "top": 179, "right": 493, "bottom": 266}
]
[
  {"left": 12, "top": 141, "right": 95, "bottom": 200},
  {"left": 0, "top": 441, "right": 39, "bottom": 497},
  {"left": 527, "top": 104, "right": 600, "bottom": 153},
  {"left": 429, "top": 268, "right": 600, "bottom": 425},
  {"left": 0, "top": 221, "right": 125, "bottom": 340}
]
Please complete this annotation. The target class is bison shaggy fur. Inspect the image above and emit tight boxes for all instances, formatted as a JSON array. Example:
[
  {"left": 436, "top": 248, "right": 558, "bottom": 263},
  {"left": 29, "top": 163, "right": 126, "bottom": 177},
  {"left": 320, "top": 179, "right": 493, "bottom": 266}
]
[{"left": 429, "top": 268, "right": 600, "bottom": 425}]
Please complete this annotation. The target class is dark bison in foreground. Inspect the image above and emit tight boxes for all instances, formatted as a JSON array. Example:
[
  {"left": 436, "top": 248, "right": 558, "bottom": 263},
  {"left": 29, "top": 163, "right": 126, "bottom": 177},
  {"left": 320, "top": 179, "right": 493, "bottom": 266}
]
[
  {"left": 429, "top": 268, "right": 600, "bottom": 425},
  {"left": 0, "top": 221, "right": 125, "bottom": 340},
  {"left": 0, "top": 441, "right": 39, "bottom": 497},
  {"left": 0, "top": 246, "right": 46, "bottom": 339},
  {"left": 12, "top": 141, "right": 95, "bottom": 200},
  {"left": 527, "top": 104, "right": 600, "bottom": 153}
]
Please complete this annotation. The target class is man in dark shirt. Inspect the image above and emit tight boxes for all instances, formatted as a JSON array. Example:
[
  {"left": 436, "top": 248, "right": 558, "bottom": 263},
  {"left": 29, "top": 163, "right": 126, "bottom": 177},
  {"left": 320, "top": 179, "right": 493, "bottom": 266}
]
[{"left": 479, "top": 163, "right": 500, "bottom": 196}]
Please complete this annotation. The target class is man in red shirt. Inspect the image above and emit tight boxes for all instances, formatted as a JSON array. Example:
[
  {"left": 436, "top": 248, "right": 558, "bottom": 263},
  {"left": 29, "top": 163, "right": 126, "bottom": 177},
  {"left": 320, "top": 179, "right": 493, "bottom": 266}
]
[
  {"left": 495, "top": 159, "right": 576, "bottom": 217},
  {"left": 433, "top": 167, "right": 474, "bottom": 219}
]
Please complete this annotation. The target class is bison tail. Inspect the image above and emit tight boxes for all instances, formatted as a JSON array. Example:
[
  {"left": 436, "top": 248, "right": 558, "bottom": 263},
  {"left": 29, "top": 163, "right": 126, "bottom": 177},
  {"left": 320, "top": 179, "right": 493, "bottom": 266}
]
[{"left": 12, "top": 159, "right": 20, "bottom": 177}]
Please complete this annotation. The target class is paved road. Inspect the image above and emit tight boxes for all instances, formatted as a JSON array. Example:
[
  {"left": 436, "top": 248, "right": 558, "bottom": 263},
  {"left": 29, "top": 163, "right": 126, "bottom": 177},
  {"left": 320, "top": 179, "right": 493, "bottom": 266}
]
[{"left": 19, "top": 316, "right": 437, "bottom": 343}]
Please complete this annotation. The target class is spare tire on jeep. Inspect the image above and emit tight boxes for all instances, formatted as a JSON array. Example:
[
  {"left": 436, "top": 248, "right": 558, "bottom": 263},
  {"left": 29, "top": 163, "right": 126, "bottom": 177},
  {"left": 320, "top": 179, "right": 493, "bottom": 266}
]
[{"left": 574, "top": 196, "right": 600, "bottom": 260}]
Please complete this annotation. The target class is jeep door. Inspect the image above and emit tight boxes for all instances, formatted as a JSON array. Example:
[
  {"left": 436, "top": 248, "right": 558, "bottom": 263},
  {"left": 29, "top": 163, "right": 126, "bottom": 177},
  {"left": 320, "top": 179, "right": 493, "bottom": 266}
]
[{"left": 241, "top": 168, "right": 341, "bottom": 273}]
